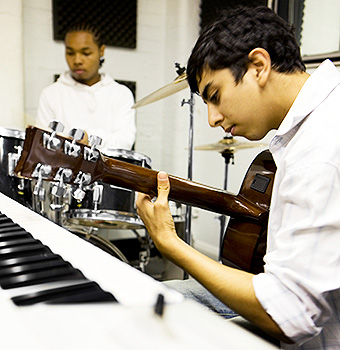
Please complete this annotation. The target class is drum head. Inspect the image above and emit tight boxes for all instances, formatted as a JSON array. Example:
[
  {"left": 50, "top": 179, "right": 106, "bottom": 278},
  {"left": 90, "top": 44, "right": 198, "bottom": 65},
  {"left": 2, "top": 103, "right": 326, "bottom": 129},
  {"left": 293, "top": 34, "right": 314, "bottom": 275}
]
[
  {"left": 65, "top": 209, "right": 145, "bottom": 230},
  {"left": 0, "top": 127, "right": 25, "bottom": 139}
]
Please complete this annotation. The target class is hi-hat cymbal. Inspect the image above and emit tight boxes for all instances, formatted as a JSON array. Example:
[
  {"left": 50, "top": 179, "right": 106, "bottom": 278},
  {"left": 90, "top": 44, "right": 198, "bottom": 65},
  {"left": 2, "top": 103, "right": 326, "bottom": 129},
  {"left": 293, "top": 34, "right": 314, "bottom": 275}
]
[
  {"left": 132, "top": 74, "right": 188, "bottom": 109},
  {"left": 195, "top": 137, "right": 267, "bottom": 152}
]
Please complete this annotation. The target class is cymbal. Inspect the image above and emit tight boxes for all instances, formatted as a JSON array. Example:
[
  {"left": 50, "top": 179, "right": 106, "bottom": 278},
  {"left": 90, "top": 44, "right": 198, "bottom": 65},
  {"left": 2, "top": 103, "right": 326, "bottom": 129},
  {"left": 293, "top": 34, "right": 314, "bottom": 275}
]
[
  {"left": 132, "top": 74, "right": 188, "bottom": 108},
  {"left": 195, "top": 137, "right": 267, "bottom": 152}
]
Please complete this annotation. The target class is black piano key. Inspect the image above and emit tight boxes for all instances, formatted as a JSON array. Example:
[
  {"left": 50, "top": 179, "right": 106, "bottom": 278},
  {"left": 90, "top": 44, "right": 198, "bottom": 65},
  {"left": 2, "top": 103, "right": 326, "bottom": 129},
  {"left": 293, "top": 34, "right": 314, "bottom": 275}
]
[
  {"left": 0, "top": 243, "right": 52, "bottom": 260},
  {"left": 0, "top": 214, "right": 13, "bottom": 224},
  {"left": 0, "top": 211, "right": 119, "bottom": 306},
  {"left": 12, "top": 281, "right": 117, "bottom": 306},
  {"left": 0, "top": 230, "right": 32, "bottom": 241},
  {"left": 0, "top": 237, "right": 38, "bottom": 249},
  {"left": 0, "top": 257, "right": 66, "bottom": 277},
  {"left": 0, "top": 225, "right": 28, "bottom": 234},
  {"left": 0, "top": 252, "right": 57, "bottom": 268},
  {"left": 0, "top": 264, "right": 86, "bottom": 289}
]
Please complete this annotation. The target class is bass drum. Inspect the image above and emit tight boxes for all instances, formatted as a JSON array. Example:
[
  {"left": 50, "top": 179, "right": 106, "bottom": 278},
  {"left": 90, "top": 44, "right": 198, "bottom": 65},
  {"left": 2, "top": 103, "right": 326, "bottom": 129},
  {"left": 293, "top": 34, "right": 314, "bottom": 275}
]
[
  {"left": 65, "top": 149, "right": 152, "bottom": 229},
  {"left": 67, "top": 225, "right": 130, "bottom": 263},
  {"left": 0, "top": 127, "right": 32, "bottom": 207}
]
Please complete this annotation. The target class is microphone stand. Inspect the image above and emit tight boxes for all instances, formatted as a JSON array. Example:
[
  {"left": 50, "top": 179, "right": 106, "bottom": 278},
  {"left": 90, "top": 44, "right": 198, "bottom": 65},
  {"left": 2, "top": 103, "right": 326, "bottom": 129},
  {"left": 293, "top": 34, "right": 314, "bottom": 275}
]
[
  {"left": 181, "top": 92, "right": 195, "bottom": 279},
  {"left": 218, "top": 148, "right": 234, "bottom": 260}
]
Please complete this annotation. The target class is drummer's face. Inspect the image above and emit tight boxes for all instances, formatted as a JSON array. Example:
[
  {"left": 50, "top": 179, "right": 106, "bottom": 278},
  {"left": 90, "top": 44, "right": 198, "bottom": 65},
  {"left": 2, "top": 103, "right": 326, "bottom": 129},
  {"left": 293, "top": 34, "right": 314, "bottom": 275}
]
[{"left": 65, "top": 31, "right": 105, "bottom": 86}]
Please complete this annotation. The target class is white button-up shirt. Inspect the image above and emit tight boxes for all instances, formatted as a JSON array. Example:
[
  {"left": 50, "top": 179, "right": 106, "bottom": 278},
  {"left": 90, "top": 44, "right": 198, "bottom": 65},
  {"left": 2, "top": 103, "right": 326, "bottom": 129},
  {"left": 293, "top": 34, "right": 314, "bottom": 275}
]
[{"left": 253, "top": 60, "right": 340, "bottom": 349}]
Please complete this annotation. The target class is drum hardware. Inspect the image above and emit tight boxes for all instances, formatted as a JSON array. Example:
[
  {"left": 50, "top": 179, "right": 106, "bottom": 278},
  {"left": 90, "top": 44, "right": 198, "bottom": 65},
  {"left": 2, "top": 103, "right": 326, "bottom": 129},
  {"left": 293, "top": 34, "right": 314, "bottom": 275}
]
[
  {"left": 32, "top": 163, "right": 52, "bottom": 197},
  {"left": 194, "top": 135, "right": 267, "bottom": 152},
  {"left": 7, "top": 145, "right": 23, "bottom": 176},
  {"left": 195, "top": 133, "right": 268, "bottom": 258},
  {"left": 131, "top": 63, "right": 188, "bottom": 109},
  {"left": 0, "top": 127, "right": 32, "bottom": 207},
  {"left": 131, "top": 63, "right": 194, "bottom": 280},
  {"left": 43, "top": 120, "right": 64, "bottom": 151},
  {"left": 72, "top": 172, "right": 91, "bottom": 201},
  {"left": 131, "top": 229, "right": 152, "bottom": 272},
  {"left": 64, "top": 128, "right": 85, "bottom": 158},
  {"left": 91, "top": 183, "right": 103, "bottom": 211},
  {"left": 66, "top": 224, "right": 130, "bottom": 264},
  {"left": 66, "top": 148, "right": 151, "bottom": 230}
]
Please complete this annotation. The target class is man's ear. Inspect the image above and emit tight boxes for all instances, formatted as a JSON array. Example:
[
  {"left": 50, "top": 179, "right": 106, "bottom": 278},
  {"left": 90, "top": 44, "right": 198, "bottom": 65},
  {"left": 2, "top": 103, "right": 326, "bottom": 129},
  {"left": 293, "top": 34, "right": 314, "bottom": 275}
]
[
  {"left": 248, "top": 48, "right": 271, "bottom": 88},
  {"left": 100, "top": 44, "right": 106, "bottom": 57}
]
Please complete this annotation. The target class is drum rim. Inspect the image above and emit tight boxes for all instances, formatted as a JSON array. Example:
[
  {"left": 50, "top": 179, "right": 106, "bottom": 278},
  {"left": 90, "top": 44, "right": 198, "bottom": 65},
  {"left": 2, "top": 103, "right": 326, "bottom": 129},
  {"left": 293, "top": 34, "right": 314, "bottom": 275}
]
[
  {"left": 65, "top": 209, "right": 145, "bottom": 229},
  {"left": 101, "top": 148, "right": 152, "bottom": 168},
  {"left": 0, "top": 126, "right": 25, "bottom": 139}
]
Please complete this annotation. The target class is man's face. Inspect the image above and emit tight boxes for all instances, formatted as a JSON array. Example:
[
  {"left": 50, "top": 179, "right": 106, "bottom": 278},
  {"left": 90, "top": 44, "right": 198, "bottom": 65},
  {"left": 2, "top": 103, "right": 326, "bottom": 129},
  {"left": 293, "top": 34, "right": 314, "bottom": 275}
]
[
  {"left": 198, "top": 66, "right": 279, "bottom": 141},
  {"left": 65, "top": 31, "right": 105, "bottom": 86}
]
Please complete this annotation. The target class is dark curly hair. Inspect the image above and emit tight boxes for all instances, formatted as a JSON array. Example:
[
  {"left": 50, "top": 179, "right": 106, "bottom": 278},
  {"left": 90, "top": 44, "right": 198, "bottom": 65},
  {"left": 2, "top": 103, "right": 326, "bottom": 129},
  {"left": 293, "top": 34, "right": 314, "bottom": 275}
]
[{"left": 187, "top": 6, "right": 306, "bottom": 94}]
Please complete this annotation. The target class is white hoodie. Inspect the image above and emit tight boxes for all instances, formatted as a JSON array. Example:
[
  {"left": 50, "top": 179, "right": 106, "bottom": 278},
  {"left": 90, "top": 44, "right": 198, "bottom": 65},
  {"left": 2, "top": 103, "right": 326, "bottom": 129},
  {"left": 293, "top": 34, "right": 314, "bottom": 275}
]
[{"left": 36, "top": 72, "right": 136, "bottom": 150}]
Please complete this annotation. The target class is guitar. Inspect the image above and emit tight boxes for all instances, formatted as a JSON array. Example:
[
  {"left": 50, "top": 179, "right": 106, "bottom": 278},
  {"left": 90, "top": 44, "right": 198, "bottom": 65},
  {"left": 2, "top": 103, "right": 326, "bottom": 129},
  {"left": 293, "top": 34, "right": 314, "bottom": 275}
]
[{"left": 15, "top": 126, "right": 276, "bottom": 274}]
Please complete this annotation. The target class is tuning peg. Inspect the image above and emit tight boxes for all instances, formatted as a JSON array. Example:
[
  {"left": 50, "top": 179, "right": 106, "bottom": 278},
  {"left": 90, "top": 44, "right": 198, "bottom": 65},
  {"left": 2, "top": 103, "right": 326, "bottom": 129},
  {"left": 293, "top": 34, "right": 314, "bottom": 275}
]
[
  {"left": 42, "top": 120, "right": 64, "bottom": 151},
  {"left": 52, "top": 168, "right": 73, "bottom": 198},
  {"left": 64, "top": 128, "right": 84, "bottom": 158},
  {"left": 31, "top": 163, "right": 52, "bottom": 197},
  {"left": 84, "top": 135, "right": 102, "bottom": 162},
  {"left": 49, "top": 120, "right": 64, "bottom": 133},
  {"left": 72, "top": 171, "right": 91, "bottom": 201}
]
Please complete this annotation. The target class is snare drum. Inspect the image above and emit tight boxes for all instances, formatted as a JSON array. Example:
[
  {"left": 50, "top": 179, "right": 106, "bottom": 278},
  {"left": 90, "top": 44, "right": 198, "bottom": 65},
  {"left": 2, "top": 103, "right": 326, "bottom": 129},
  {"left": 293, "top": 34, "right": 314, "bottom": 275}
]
[
  {"left": 0, "top": 127, "right": 32, "bottom": 207},
  {"left": 65, "top": 149, "right": 152, "bottom": 229}
]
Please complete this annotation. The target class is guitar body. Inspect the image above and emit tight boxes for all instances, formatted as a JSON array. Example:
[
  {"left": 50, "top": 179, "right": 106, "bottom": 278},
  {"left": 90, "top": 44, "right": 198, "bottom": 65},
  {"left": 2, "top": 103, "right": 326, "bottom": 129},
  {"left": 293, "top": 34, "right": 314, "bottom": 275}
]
[
  {"left": 221, "top": 150, "right": 276, "bottom": 274},
  {"left": 15, "top": 126, "right": 276, "bottom": 274}
]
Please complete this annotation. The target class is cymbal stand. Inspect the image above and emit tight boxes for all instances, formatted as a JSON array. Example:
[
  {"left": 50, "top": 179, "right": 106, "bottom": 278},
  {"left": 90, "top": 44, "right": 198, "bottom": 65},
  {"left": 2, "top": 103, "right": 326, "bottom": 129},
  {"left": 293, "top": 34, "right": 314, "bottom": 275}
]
[
  {"left": 218, "top": 147, "right": 234, "bottom": 260},
  {"left": 181, "top": 91, "right": 195, "bottom": 279}
]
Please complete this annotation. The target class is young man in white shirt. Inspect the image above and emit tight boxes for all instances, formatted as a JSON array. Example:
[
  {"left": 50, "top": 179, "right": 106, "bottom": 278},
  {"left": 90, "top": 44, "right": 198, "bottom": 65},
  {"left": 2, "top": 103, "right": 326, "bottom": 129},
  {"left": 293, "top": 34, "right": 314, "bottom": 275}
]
[
  {"left": 37, "top": 22, "right": 136, "bottom": 150},
  {"left": 136, "top": 6, "right": 340, "bottom": 349}
]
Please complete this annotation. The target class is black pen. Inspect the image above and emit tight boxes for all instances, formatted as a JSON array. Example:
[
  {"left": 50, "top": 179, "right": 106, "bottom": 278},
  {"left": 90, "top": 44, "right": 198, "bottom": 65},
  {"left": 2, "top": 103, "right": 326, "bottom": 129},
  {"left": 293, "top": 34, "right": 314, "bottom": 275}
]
[{"left": 154, "top": 293, "right": 165, "bottom": 317}]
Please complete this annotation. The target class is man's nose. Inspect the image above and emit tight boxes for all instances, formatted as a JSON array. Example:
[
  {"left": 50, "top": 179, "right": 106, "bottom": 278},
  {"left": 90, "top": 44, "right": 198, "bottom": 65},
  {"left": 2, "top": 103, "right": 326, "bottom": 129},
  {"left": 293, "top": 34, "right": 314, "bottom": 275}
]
[
  {"left": 73, "top": 53, "right": 83, "bottom": 65},
  {"left": 207, "top": 103, "right": 224, "bottom": 128}
]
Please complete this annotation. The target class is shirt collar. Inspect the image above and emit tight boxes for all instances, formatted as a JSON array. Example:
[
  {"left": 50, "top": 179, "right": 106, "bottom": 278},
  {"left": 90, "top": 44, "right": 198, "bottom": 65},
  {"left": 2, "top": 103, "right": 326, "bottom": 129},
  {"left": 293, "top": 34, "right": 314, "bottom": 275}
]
[{"left": 270, "top": 60, "right": 340, "bottom": 151}]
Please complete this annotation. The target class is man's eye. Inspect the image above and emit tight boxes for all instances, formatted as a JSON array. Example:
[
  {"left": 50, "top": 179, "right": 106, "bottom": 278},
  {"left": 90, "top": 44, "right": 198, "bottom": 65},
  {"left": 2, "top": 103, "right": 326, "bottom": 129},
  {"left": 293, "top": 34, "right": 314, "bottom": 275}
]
[{"left": 210, "top": 92, "right": 219, "bottom": 102}]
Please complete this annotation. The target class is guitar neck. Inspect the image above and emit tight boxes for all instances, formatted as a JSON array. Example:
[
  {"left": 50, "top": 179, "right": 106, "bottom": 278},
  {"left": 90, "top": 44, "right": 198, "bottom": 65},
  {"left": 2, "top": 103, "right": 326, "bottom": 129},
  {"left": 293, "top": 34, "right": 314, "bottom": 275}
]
[{"left": 95, "top": 156, "right": 266, "bottom": 221}]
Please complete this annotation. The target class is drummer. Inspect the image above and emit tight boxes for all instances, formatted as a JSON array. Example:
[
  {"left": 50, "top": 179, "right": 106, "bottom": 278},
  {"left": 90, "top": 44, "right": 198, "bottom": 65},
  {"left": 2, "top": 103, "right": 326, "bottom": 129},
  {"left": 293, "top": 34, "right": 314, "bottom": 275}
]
[{"left": 35, "top": 21, "right": 136, "bottom": 150}]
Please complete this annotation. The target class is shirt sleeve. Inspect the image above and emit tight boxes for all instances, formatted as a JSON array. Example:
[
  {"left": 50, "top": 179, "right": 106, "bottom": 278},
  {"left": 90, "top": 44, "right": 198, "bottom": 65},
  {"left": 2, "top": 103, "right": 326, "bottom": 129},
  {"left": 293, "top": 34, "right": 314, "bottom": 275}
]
[
  {"left": 36, "top": 88, "right": 56, "bottom": 129},
  {"left": 253, "top": 160, "right": 340, "bottom": 345},
  {"left": 102, "top": 85, "right": 136, "bottom": 150}
]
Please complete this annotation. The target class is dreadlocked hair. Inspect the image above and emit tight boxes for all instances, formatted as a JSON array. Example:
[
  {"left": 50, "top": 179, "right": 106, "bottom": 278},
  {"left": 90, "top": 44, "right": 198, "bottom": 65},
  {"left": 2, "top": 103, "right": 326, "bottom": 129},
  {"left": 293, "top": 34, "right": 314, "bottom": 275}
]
[{"left": 65, "top": 21, "right": 104, "bottom": 48}]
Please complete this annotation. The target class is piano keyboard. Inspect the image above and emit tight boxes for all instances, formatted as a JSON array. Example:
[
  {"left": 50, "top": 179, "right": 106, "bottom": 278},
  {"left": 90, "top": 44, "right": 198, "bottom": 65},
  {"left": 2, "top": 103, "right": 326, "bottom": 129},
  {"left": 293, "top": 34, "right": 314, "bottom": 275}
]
[
  {"left": 0, "top": 193, "right": 279, "bottom": 350},
  {"left": 0, "top": 192, "right": 183, "bottom": 307}
]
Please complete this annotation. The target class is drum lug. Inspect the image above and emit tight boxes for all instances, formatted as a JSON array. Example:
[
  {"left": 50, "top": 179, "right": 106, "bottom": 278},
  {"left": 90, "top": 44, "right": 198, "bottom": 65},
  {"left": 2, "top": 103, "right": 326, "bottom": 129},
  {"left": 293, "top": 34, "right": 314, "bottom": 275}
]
[
  {"left": 92, "top": 183, "right": 103, "bottom": 210},
  {"left": 72, "top": 172, "right": 91, "bottom": 201},
  {"left": 7, "top": 145, "right": 23, "bottom": 177}
]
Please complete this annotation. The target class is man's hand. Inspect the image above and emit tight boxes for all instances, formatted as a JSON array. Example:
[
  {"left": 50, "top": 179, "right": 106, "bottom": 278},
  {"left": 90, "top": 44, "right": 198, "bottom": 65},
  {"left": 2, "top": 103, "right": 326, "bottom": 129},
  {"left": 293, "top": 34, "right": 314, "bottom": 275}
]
[{"left": 136, "top": 171, "right": 178, "bottom": 253}]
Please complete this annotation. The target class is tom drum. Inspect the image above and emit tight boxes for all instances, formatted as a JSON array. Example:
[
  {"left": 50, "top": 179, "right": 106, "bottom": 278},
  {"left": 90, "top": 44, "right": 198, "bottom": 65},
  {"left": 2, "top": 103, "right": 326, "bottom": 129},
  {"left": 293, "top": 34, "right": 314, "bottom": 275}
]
[{"left": 65, "top": 149, "right": 152, "bottom": 229}]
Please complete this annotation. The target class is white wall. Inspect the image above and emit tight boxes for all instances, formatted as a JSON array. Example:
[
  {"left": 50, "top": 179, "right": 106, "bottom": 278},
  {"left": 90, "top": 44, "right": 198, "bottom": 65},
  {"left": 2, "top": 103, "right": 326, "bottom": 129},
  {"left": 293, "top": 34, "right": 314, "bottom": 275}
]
[
  {"left": 0, "top": 0, "right": 25, "bottom": 128},
  {"left": 0, "top": 0, "right": 339, "bottom": 261}
]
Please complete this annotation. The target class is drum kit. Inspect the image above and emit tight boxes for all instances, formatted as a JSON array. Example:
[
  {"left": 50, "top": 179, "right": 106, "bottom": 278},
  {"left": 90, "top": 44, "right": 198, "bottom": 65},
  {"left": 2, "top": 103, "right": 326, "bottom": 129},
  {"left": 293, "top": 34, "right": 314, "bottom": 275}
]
[{"left": 0, "top": 65, "right": 265, "bottom": 276}]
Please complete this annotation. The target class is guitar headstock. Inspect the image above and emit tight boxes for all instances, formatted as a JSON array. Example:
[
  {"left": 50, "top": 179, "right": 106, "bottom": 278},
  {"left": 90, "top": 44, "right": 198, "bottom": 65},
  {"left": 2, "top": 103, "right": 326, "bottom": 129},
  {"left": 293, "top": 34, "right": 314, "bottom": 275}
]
[{"left": 15, "top": 124, "right": 104, "bottom": 200}]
